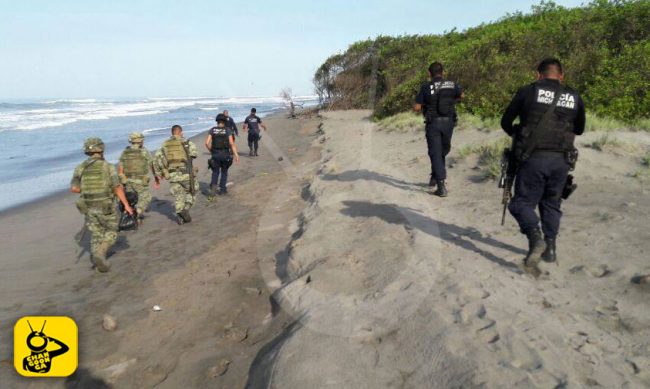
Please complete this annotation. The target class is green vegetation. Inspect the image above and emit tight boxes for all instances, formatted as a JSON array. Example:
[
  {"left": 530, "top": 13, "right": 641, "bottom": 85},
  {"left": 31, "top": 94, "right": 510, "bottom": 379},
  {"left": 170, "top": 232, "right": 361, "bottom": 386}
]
[
  {"left": 642, "top": 154, "right": 650, "bottom": 167},
  {"left": 476, "top": 137, "right": 512, "bottom": 179},
  {"left": 314, "top": 1, "right": 650, "bottom": 124},
  {"left": 453, "top": 137, "right": 511, "bottom": 179},
  {"left": 376, "top": 112, "right": 423, "bottom": 132},
  {"left": 586, "top": 134, "right": 623, "bottom": 151}
]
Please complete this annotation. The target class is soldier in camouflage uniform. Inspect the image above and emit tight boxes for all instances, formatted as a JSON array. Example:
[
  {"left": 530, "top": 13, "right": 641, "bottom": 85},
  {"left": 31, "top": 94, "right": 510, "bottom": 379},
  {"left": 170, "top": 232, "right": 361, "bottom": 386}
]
[
  {"left": 117, "top": 132, "right": 160, "bottom": 221},
  {"left": 70, "top": 137, "right": 134, "bottom": 272},
  {"left": 154, "top": 125, "right": 199, "bottom": 225}
]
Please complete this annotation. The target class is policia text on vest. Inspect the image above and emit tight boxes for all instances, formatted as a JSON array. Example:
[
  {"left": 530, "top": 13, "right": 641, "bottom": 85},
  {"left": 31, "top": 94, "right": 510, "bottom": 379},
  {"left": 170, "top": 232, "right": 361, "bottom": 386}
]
[
  {"left": 414, "top": 61, "right": 463, "bottom": 197},
  {"left": 205, "top": 113, "right": 240, "bottom": 199},
  {"left": 500, "top": 58, "right": 586, "bottom": 277}
]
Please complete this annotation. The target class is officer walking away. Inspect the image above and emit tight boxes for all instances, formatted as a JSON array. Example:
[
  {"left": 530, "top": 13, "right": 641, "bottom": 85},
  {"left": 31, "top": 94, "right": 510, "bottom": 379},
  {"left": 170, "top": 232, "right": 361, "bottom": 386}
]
[
  {"left": 501, "top": 58, "right": 585, "bottom": 275},
  {"left": 205, "top": 113, "right": 240, "bottom": 199},
  {"left": 117, "top": 132, "right": 160, "bottom": 223},
  {"left": 242, "top": 107, "right": 267, "bottom": 157},
  {"left": 70, "top": 137, "right": 134, "bottom": 272},
  {"left": 222, "top": 110, "right": 239, "bottom": 143},
  {"left": 154, "top": 125, "right": 199, "bottom": 225},
  {"left": 414, "top": 62, "right": 463, "bottom": 197}
]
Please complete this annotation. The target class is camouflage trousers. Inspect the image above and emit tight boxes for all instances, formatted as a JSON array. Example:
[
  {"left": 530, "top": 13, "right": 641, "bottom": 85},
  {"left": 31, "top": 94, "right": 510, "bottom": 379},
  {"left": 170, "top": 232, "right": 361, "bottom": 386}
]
[
  {"left": 169, "top": 178, "right": 198, "bottom": 213},
  {"left": 125, "top": 178, "right": 152, "bottom": 214},
  {"left": 85, "top": 208, "right": 119, "bottom": 259}
]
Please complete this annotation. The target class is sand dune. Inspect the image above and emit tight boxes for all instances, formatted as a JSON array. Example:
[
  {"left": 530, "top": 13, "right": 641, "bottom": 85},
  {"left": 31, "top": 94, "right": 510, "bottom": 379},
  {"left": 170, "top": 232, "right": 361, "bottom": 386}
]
[
  {"left": 1, "top": 110, "right": 648, "bottom": 388},
  {"left": 247, "top": 110, "right": 650, "bottom": 388}
]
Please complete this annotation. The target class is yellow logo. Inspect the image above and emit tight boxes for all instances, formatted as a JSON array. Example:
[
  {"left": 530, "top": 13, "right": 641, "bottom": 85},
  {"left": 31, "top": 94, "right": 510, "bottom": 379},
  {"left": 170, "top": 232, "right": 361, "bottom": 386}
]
[{"left": 14, "top": 316, "right": 78, "bottom": 377}]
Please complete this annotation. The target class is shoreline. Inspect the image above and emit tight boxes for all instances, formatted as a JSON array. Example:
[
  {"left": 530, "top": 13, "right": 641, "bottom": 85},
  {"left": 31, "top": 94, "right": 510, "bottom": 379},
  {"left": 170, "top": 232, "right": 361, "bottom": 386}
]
[
  {"left": 0, "top": 111, "right": 261, "bottom": 216},
  {"left": 0, "top": 106, "right": 310, "bottom": 214},
  {"left": 0, "top": 112, "right": 324, "bottom": 387}
]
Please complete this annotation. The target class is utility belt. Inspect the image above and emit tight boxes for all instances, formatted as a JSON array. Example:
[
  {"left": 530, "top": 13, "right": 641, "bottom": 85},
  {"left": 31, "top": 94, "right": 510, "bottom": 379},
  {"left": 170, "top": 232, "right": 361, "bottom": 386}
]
[
  {"left": 75, "top": 196, "right": 114, "bottom": 215},
  {"left": 529, "top": 149, "right": 579, "bottom": 171},
  {"left": 124, "top": 174, "right": 150, "bottom": 183},
  {"left": 168, "top": 166, "right": 188, "bottom": 174},
  {"left": 425, "top": 116, "right": 452, "bottom": 126}
]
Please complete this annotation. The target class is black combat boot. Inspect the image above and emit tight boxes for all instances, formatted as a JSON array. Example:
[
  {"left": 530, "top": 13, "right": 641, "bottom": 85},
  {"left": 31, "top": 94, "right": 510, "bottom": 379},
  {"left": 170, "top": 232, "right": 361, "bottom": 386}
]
[
  {"left": 181, "top": 209, "right": 192, "bottom": 223},
  {"left": 542, "top": 238, "right": 556, "bottom": 263},
  {"left": 249, "top": 149, "right": 254, "bottom": 157},
  {"left": 176, "top": 213, "right": 185, "bottom": 225},
  {"left": 433, "top": 180, "right": 448, "bottom": 197},
  {"left": 429, "top": 175, "right": 436, "bottom": 187},
  {"left": 524, "top": 228, "right": 546, "bottom": 269}
]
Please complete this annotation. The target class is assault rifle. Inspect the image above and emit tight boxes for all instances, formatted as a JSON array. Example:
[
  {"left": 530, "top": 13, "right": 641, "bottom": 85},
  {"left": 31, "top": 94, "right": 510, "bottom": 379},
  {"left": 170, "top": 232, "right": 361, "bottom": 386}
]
[
  {"left": 182, "top": 140, "right": 196, "bottom": 195},
  {"left": 498, "top": 144, "right": 518, "bottom": 226}
]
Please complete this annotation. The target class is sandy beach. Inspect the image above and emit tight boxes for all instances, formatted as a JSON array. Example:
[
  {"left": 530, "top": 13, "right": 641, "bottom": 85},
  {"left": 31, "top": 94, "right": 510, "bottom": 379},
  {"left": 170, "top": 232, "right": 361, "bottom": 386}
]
[
  {"left": 0, "top": 113, "right": 323, "bottom": 388},
  {"left": 1, "top": 110, "right": 649, "bottom": 388}
]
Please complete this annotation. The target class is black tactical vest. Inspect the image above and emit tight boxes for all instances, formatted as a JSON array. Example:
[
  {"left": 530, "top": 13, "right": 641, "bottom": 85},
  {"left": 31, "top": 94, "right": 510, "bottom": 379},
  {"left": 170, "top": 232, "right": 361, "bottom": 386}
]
[
  {"left": 521, "top": 83, "right": 578, "bottom": 155},
  {"left": 211, "top": 127, "right": 229, "bottom": 154},
  {"left": 424, "top": 79, "right": 457, "bottom": 120}
]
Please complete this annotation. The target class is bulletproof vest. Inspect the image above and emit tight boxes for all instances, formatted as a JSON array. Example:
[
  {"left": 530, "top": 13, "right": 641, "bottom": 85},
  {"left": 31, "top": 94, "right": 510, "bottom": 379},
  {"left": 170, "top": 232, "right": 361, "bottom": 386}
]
[
  {"left": 162, "top": 137, "right": 187, "bottom": 169},
  {"left": 121, "top": 147, "right": 148, "bottom": 178},
  {"left": 524, "top": 83, "right": 577, "bottom": 153},
  {"left": 425, "top": 79, "right": 457, "bottom": 120},
  {"left": 211, "top": 127, "right": 229, "bottom": 152},
  {"left": 80, "top": 159, "right": 113, "bottom": 203}
]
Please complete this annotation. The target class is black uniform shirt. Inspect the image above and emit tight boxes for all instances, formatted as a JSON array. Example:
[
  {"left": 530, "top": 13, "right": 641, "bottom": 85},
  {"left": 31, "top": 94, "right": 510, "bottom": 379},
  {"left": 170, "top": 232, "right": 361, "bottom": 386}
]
[
  {"left": 209, "top": 127, "right": 232, "bottom": 154},
  {"left": 225, "top": 117, "right": 238, "bottom": 136},
  {"left": 501, "top": 78, "right": 586, "bottom": 137},
  {"left": 245, "top": 114, "right": 262, "bottom": 134},
  {"left": 415, "top": 76, "right": 463, "bottom": 118}
]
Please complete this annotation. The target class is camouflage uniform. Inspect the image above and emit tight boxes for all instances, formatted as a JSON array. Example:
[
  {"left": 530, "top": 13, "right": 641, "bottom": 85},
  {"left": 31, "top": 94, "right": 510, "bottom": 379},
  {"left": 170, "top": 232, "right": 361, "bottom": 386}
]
[
  {"left": 118, "top": 143, "right": 154, "bottom": 215},
  {"left": 71, "top": 148, "right": 121, "bottom": 272},
  {"left": 154, "top": 135, "right": 198, "bottom": 216}
]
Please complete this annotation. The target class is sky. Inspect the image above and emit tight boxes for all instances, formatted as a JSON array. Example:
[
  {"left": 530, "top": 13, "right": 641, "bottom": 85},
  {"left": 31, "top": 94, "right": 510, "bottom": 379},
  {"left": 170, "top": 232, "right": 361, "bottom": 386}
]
[{"left": 0, "top": 0, "right": 587, "bottom": 99}]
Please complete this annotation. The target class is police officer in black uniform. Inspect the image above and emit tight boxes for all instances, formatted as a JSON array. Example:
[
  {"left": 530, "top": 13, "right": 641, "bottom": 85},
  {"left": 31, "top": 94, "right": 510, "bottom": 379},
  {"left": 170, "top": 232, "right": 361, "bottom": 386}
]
[
  {"left": 205, "top": 114, "right": 240, "bottom": 198},
  {"left": 501, "top": 58, "right": 585, "bottom": 273},
  {"left": 243, "top": 107, "right": 268, "bottom": 157},
  {"left": 222, "top": 110, "right": 239, "bottom": 142},
  {"left": 415, "top": 62, "right": 463, "bottom": 197}
]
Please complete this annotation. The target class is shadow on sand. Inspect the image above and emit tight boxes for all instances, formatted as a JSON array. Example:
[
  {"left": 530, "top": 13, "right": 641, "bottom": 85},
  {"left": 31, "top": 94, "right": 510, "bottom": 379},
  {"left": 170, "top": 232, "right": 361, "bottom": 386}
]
[
  {"left": 339, "top": 200, "right": 524, "bottom": 273},
  {"left": 149, "top": 198, "right": 178, "bottom": 222},
  {"left": 321, "top": 169, "right": 428, "bottom": 191}
]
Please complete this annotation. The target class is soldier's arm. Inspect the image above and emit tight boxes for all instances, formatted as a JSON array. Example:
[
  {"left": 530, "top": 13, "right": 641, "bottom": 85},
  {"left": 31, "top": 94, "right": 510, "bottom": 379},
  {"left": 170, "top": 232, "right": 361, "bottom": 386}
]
[
  {"left": 232, "top": 120, "right": 239, "bottom": 136},
  {"left": 70, "top": 166, "right": 82, "bottom": 193},
  {"left": 242, "top": 121, "right": 248, "bottom": 132},
  {"left": 189, "top": 141, "right": 198, "bottom": 158},
  {"left": 115, "top": 185, "right": 134, "bottom": 215},
  {"left": 146, "top": 152, "right": 160, "bottom": 188},
  {"left": 109, "top": 165, "right": 134, "bottom": 214}
]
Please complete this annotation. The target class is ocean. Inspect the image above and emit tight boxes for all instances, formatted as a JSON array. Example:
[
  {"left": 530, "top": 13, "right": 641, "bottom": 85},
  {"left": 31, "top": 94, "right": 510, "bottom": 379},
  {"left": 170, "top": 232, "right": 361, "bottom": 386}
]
[{"left": 0, "top": 96, "right": 318, "bottom": 211}]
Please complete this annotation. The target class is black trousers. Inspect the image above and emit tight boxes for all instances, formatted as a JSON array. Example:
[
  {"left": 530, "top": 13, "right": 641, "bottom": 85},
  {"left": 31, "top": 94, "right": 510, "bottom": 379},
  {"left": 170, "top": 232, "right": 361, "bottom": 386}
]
[
  {"left": 209, "top": 152, "right": 233, "bottom": 191},
  {"left": 508, "top": 153, "right": 569, "bottom": 239},
  {"left": 248, "top": 133, "right": 260, "bottom": 152},
  {"left": 425, "top": 117, "right": 454, "bottom": 181}
]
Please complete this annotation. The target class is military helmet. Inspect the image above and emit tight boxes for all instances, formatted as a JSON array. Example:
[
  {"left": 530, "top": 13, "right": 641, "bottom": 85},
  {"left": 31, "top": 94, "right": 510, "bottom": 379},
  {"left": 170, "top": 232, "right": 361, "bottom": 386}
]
[
  {"left": 129, "top": 132, "right": 145, "bottom": 143},
  {"left": 215, "top": 113, "right": 227, "bottom": 123},
  {"left": 83, "top": 137, "right": 105, "bottom": 153}
]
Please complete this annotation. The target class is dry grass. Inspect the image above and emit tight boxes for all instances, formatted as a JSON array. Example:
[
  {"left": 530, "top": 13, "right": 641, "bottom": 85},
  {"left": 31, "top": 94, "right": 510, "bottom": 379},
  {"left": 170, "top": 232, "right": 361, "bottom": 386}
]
[{"left": 376, "top": 112, "right": 423, "bottom": 132}]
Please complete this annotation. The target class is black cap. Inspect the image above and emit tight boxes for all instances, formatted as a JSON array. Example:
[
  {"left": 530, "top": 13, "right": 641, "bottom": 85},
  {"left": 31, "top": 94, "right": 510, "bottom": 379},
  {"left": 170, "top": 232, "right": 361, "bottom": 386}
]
[{"left": 215, "top": 113, "right": 227, "bottom": 123}]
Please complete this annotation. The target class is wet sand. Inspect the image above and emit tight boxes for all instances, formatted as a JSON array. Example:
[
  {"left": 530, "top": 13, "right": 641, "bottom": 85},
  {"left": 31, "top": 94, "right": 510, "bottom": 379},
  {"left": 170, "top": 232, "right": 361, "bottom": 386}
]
[{"left": 0, "top": 112, "right": 323, "bottom": 388}]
